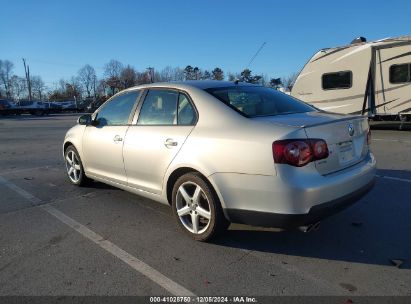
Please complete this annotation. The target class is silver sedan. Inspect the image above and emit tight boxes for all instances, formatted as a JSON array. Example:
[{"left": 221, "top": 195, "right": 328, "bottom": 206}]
[{"left": 63, "top": 81, "right": 376, "bottom": 241}]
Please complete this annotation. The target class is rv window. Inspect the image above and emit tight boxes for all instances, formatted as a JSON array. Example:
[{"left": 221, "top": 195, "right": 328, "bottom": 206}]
[
  {"left": 389, "top": 63, "right": 411, "bottom": 84},
  {"left": 322, "top": 71, "right": 352, "bottom": 90}
]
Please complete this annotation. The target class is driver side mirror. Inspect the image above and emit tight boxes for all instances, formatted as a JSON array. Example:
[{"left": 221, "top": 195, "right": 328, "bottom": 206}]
[{"left": 77, "top": 114, "right": 92, "bottom": 126}]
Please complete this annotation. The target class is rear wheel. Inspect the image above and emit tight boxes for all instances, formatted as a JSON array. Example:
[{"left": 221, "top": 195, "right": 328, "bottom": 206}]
[
  {"left": 172, "top": 173, "right": 229, "bottom": 241},
  {"left": 64, "top": 145, "right": 91, "bottom": 186}
]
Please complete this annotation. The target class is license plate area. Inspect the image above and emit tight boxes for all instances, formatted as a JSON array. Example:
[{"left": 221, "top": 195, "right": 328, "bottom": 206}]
[{"left": 338, "top": 141, "right": 355, "bottom": 164}]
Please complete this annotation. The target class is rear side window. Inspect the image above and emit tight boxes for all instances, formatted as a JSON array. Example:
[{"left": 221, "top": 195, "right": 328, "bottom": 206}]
[
  {"left": 96, "top": 91, "right": 140, "bottom": 126},
  {"left": 322, "top": 71, "right": 352, "bottom": 90},
  {"left": 390, "top": 63, "right": 411, "bottom": 83},
  {"left": 138, "top": 89, "right": 179, "bottom": 125},
  {"left": 205, "top": 86, "right": 314, "bottom": 117},
  {"left": 177, "top": 93, "right": 196, "bottom": 125}
]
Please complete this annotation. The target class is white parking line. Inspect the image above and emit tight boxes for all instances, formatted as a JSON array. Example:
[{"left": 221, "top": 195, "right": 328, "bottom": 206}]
[
  {"left": 0, "top": 176, "right": 42, "bottom": 205},
  {"left": 372, "top": 138, "right": 411, "bottom": 143},
  {"left": 0, "top": 175, "right": 195, "bottom": 297},
  {"left": 1, "top": 166, "right": 60, "bottom": 175},
  {"left": 376, "top": 175, "right": 411, "bottom": 183}
]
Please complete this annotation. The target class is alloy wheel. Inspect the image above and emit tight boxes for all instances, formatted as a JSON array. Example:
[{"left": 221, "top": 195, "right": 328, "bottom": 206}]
[
  {"left": 175, "top": 181, "right": 211, "bottom": 234},
  {"left": 65, "top": 150, "right": 82, "bottom": 183}
]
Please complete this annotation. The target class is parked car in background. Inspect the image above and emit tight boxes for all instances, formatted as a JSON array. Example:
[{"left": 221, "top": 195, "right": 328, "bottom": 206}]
[
  {"left": 59, "top": 101, "right": 78, "bottom": 112},
  {"left": 63, "top": 81, "right": 376, "bottom": 241},
  {"left": 0, "top": 99, "right": 19, "bottom": 115},
  {"left": 16, "top": 100, "right": 50, "bottom": 116},
  {"left": 46, "top": 102, "right": 63, "bottom": 112}
]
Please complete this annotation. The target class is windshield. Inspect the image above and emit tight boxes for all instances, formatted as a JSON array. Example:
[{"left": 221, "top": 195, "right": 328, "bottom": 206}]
[{"left": 204, "top": 86, "right": 315, "bottom": 117}]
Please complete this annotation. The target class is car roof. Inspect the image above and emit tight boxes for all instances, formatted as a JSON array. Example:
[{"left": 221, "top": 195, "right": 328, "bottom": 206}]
[{"left": 125, "top": 80, "right": 260, "bottom": 92}]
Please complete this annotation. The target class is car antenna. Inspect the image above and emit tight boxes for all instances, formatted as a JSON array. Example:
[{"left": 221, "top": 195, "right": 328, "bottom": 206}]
[
  {"left": 234, "top": 42, "right": 266, "bottom": 84},
  {"left": 246, "top": 42, "right": 266, "bottom": 69}
]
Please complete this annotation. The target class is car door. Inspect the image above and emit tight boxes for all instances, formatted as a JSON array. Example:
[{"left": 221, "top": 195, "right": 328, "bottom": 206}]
[
  {"left": 123, "top": 89, "right": 197, "bottom": 194},
  {"left": 82, "top": 90, "right": 141, "bottom": 184}
]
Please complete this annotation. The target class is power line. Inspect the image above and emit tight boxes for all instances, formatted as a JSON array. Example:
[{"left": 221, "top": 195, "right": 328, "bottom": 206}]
[{"left": 26, "top": 59, "right": 105, "bottom": 70}]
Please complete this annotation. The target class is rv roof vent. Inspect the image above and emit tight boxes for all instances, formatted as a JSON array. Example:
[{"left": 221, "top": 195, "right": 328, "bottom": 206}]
[{"left": 351, "top": 37, "right": 367, "bottom": 44}]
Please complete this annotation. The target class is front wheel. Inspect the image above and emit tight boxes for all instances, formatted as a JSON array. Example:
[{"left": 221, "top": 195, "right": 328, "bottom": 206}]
[
  {"left": 172, "top": 173, "right": 229, "bottom": 241},
  {"left": 64, "top": 145, "right": 91, "bottom": 186}
]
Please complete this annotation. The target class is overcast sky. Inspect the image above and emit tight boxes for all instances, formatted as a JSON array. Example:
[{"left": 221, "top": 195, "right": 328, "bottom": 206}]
[{"left": 2, "top": 0, "right": 410, "bottom": 87}]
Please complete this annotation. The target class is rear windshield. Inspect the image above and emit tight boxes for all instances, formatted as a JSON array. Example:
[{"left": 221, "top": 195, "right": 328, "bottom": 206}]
[{"left": 204, "top": 86, "right": 315, "bottom": 117}]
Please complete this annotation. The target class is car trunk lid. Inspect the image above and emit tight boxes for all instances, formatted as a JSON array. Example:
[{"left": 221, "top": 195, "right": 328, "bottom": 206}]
[{"left": 253, "top": 111, "right": 370, "bottom": 175}]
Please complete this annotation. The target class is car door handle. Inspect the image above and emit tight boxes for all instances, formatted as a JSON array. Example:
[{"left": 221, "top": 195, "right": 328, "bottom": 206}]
[
  {"left": 113, "top": 135, "right": 123, "bottom": 143},
  {"left": 164, "top": 138, "right": 178, "bottom": 147}
]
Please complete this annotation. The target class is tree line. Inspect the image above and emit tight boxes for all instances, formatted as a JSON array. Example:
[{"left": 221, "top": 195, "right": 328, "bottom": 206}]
[{"left": 0, "top": 59, "right": 297, "bottom": 103}]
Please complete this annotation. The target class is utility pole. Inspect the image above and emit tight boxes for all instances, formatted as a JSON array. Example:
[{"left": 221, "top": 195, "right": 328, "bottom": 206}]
[
  {"left": 146, "top": 67, "right": 154, "bottom": 83},
  {"left": 22, "top": 58, "right": 32, "bottom": 101},
  {"left": 93, "top": 74, "right": 97, "bottom": 102}
]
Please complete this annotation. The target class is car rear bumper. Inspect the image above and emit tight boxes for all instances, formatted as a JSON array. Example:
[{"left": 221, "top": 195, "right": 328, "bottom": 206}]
[
  {"left": 209, "top": 152, "right": 376, "bottom": 228},
  {"left": 224, "top": 178, "right": 375, "bottom": 228}
]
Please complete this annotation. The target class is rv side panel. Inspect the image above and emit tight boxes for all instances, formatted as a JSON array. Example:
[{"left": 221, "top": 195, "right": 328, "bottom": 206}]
[
  {"left": 291, "top": 45, "right": 371, "bottom": 115},
  {"left": 374, "top": 44, "right": 411, "bottom": 115}
]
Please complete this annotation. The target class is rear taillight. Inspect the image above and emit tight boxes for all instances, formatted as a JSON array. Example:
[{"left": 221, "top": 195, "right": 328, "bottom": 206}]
[
  {"left": 272, "top": 139, "right": 329, "bottom": 167},
  {"left": 367, "top": 129, "right": 371, "bottom": 145}
]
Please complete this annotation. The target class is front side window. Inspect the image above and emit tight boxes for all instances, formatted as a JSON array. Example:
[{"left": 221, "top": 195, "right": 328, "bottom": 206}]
[
  {"left": 96, "top": 91, "right": 140, "bottom": 126},
  {"left": 205, "top": 86, "right": 314, "bottom": 117},
  {"left": 138, "top": 89, "right": 179, "bottom": 125},
  {"left": 322, "top": 71, "right": 352, "bottom": 90},
  {"left": 390, "top": 63, "right": 411, "bottom": 83}
]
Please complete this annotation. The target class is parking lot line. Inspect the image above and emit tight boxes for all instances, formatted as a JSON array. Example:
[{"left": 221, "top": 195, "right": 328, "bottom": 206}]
[
  {"left": 1, "top": 165, "right": 59, "bottom": 175},
  {"left": 0, "top": 176, "right": 42, "bottom": 205},
  {"left": 41, "top": 204, "right": 196, "bottom": 296},
  {"left": 372, "top": 138, "right": 411, "bottom": 143},
  {"left": 376, "top": 175, "right": 411, "bottom": 183},
  {"left": 0, "top": 175, "right": 196, "bottom": 297}
]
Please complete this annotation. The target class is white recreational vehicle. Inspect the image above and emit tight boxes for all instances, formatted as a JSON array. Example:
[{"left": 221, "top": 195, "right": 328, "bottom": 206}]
[{"left": 291, "top": 36, "right": 411, "bottom": 120}]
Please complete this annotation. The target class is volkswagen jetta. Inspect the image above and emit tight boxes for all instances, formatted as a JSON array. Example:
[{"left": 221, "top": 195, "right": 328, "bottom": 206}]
[{"left": 63, "top": 81, "right": 376, "bottom": 241}]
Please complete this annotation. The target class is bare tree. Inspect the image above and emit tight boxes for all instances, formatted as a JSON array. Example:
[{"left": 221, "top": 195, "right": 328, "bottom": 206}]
[
  {"left": 104, "top": 59, "right": 123, "bottom": 79},
  {"left": 159, "top": 66, "right": 174, "bottom": 82},
  {"left": 96, "top": 79, "right": 108, "bottom": 97},
  {"left": 10, "top": 76, "right": 27, "bottom": 100},
  {"left": 31, "top": 76, "right": 46, "bottom": 100},
  {"left": 120, "top": 65, "right": 137, "bottom": 89},
  {"left": 281, "top": 72, "right": 298, "bottom": 91},
  {"left": 78, "top": 64, "right": 96, "bottom": 97},
  {"left": 58, "top": 79, "right": 66, "bottom": 93},
  {"left": 171, "top": 67, "right": 185, "bottom": 81},
  {"left": 66, "top": 77, "right": 82, "bottom": 100},
  {"left": 0, "top": 60, "right": 14, "bottom": 98},
  {"left": 49, "top": 77, "right": 82, "bottom": 101},
  {"left": 104, "top": 59, "right": 123, "bottom": 95}
]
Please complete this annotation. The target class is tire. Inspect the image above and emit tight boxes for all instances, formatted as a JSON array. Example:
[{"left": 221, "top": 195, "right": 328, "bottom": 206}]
[
  {"left": 172, "top": 172, "right": 230, "bottom": 241},
  {"left": 64, "top": 145, "right": 91, "bottom": 186}
]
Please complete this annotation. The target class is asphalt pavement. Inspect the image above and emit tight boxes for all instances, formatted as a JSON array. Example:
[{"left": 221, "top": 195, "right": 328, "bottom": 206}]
[{"left": 0, "top": 114, "right": 410, "bottom": 297}]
